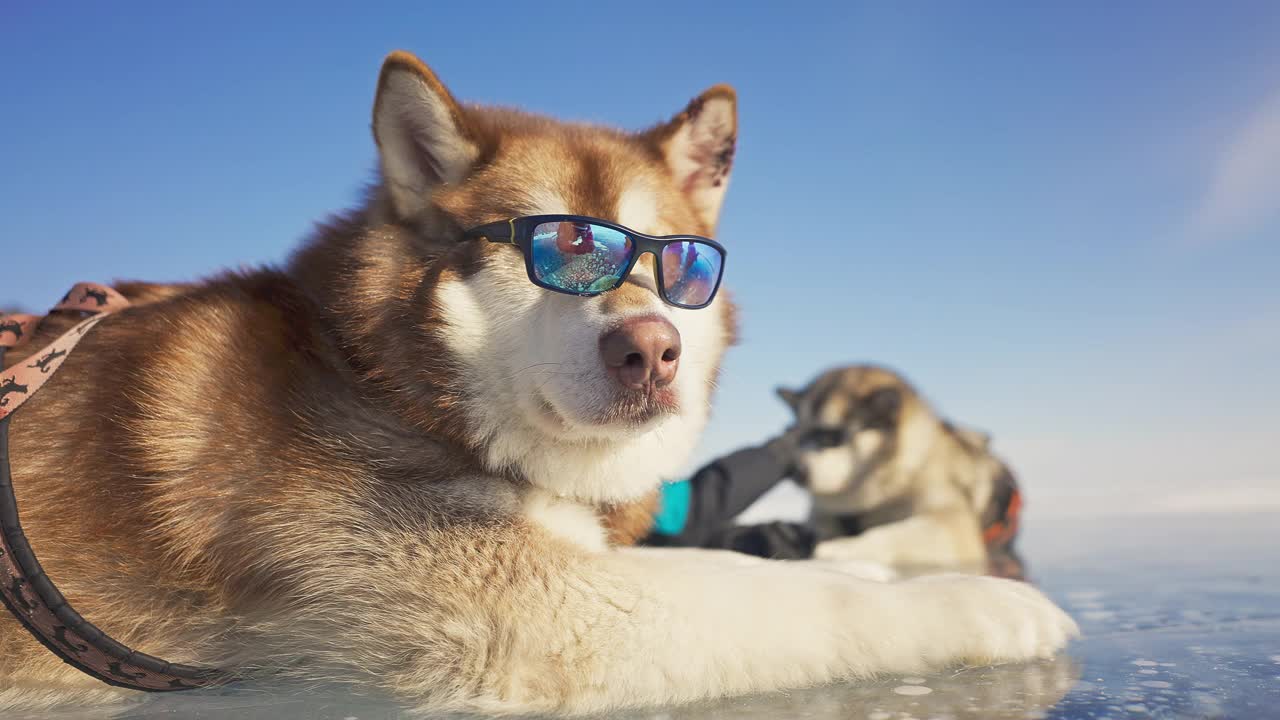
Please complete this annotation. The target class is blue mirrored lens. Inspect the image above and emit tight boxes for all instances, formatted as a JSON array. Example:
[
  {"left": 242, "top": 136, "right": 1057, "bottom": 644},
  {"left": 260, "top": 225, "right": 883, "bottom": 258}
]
[
  {"left": 661, "top": 241, "right": 723, "bottom": 307},
  {"left": 531, "top": 221, "right": 633, "bottom": 294}
]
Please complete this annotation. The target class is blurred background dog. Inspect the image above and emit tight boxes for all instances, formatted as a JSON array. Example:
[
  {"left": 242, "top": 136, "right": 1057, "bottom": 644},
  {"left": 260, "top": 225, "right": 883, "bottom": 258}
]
[{"left": 779, "top": 364, "right": 1025, "bottom": 578}]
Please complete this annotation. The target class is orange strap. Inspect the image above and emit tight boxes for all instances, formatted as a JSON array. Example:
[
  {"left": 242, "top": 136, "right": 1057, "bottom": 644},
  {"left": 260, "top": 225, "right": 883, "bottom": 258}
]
[{"left": 982, "top": 488, "right": 1023, "bottom": 548}]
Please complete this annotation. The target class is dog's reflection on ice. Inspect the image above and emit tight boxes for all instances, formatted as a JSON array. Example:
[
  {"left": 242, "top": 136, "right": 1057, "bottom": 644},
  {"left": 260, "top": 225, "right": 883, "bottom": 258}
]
[{"left": 621, "top": 654, "right": 1083, "bottom": 720}]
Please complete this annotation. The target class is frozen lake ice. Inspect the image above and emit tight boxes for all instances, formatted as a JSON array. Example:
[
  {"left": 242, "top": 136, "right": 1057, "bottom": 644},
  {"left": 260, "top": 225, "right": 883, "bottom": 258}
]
[{"left": 8, "top": 510, "right": 1279, "bottom": 720}]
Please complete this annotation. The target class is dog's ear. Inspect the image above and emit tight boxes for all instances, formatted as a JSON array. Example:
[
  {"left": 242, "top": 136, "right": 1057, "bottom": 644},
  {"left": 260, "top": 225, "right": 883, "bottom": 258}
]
[
  {"left": 776, "top": 386, "right": 801, "bottom": 411},
  {"left": 866, "top": 387, "right": 903, "bottom": 418},
  {"left": 952, "top": 424, "right": 992, "bottom": 452},
  {"left": 644, "top": 85, "right": 737, "bottom": 231},
  {"left": 373, "top": 51, "right": 479, "bottom": 219}
]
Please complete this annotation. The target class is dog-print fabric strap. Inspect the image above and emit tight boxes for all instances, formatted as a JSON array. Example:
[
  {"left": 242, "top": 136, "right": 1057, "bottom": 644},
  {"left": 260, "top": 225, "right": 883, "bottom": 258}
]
[
  {"left": 0, "top": 283, "right": 228, "bottom": 691},
  {"left": 0, "top": 283, "right": 131, "bottom": 420},
  {"left": 0, "top": 314, "right": 39, "bottom": 350}
]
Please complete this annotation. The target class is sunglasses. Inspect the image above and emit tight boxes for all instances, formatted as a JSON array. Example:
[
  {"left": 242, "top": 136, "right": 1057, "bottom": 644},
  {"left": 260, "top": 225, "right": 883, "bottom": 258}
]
[{"left": 463, "top": 215, "right": 727, "bottom": 309}]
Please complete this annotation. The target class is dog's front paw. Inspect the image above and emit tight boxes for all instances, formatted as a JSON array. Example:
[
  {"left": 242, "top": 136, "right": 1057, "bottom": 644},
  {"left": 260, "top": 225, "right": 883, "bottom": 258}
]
[{"left": 909, "top": 574, "right": 1079, "bottom": 665}]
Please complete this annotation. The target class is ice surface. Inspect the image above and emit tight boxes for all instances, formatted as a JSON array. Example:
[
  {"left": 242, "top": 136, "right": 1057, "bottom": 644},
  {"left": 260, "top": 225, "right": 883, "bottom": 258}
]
[{"left": 7, "top": 511, "right": 1279, "bottom": 720}]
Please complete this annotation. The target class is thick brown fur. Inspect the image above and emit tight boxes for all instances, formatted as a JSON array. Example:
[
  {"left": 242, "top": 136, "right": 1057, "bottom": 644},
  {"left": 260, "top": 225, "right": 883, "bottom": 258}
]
[
  {"left": 1, "top": 53, "right": 1075, "bottom": 715},
  {"left": 0, "top": 54, "right": 732, "bottom": 709}
]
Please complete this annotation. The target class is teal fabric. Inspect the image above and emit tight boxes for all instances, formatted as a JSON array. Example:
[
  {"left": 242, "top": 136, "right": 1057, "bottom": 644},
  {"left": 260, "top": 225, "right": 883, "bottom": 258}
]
[{"left": 651, "top": 478, "right": 692, "bottom": 535}]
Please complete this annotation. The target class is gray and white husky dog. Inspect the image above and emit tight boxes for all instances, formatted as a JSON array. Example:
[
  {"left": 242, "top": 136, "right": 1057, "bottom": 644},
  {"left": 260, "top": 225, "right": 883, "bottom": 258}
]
[{"left": 780, "top": 365, "right": 1028, "bottom": 578}]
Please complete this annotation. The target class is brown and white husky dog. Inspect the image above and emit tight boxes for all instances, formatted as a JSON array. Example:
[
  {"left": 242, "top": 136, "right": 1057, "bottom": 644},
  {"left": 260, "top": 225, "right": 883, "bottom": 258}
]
[
  {"left": 780, "top": 365, "right": 1027, "bottom": 577},
  {"left": 0, "top": 52, "right": 1075, "bottom": 714}
]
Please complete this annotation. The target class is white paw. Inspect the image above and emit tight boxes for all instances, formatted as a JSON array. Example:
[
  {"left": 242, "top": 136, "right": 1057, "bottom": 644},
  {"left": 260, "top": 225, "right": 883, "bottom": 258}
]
[{"left": 910, "top": 574, "right": 1080, "bottom": 665}]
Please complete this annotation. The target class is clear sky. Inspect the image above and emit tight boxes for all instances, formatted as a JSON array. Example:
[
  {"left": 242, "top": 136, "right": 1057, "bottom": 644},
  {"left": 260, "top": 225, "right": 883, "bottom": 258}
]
[{"left": 3, "top": 2, "right": 1278, "bottom": 515}]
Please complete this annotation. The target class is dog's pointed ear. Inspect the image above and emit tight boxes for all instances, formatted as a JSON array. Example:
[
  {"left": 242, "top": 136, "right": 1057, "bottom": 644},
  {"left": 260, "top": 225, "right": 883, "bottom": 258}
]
[
  {"left": 644, "top": 85, "right": 737, "bottom": 231},
  {"left": 953, "top": 424, "right": 992, "bottom": 452},
  {"left": 776, "top": 386, "right": 801, "bottom": 410},
  {"left": 866, "top": 387, "right": 903, "bottom": 417},
  {"left": 372, "top": 51, "right": 479, "bottom": 219}
]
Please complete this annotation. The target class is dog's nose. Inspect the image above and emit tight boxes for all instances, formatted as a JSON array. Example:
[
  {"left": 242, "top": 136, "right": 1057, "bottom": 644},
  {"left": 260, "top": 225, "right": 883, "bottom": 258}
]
[{"left": 599, "top": 316, "right": 682, "bottom": 390}]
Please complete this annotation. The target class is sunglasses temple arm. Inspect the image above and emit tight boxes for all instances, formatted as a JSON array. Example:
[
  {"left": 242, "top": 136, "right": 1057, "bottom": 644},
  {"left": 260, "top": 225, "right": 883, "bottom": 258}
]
[{"left": 463, "top": 219, "right": 516, "bottom": 244}]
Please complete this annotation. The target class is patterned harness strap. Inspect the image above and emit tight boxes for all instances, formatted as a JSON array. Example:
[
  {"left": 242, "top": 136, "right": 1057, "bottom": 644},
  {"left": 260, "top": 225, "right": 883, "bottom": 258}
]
[{"left": 0, "top": 284, "right": 228, "bottom": 691}]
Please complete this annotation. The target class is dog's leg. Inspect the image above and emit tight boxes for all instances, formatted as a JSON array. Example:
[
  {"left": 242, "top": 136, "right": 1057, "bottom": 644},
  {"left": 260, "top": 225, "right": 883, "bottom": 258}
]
[
  {"left": 618, "top": 545, "right": 768, "bottom": 567},
  {"left": 813, "top": 509, "right": 988, "bottom": 567},
  {"left": 622, "top": 546, "right": 899, "bottom": 581},
  {"left": 354, "top": 536, "right": 1075, "bottom": 714}
]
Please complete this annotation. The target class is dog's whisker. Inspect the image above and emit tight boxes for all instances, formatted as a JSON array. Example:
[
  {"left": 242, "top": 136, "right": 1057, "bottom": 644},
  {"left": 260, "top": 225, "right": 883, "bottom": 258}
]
[{"left": 503, "top": 362, "right": 564, "bottom": 381}]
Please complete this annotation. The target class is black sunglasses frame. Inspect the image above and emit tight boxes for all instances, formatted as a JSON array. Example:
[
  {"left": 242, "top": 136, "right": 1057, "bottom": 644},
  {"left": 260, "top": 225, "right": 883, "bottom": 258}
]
[{"left": 463, "top": 214, "right": 727, "bottom": 310}]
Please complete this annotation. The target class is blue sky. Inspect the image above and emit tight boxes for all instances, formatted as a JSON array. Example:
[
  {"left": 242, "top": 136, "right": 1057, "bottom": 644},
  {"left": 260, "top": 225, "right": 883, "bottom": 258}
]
[{"left": 3, "top": 2, "right": 1278, "bottom": 514}]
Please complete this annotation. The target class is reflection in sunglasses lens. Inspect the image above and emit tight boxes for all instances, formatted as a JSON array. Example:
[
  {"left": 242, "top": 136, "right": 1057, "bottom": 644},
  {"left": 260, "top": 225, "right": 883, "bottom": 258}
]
[
  {"left": 531, "top": 222, "right": 633, "bottom": 294},
  {"left": 661, "top": 241, "right": 723, "bottom": 307}
]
